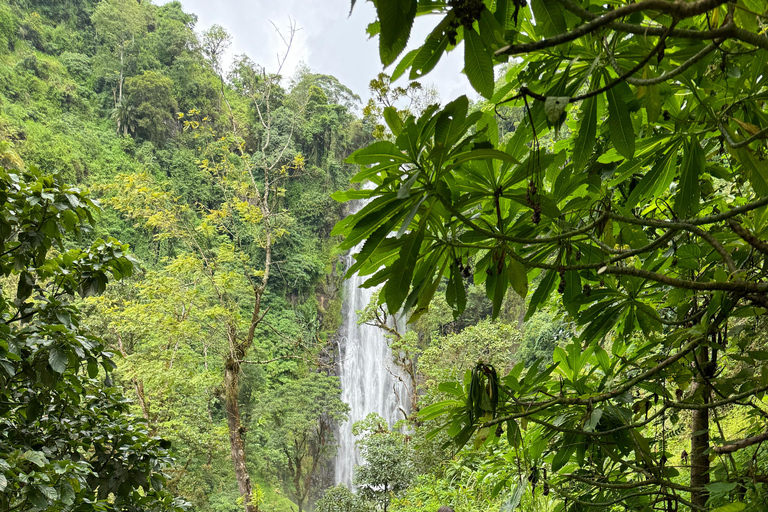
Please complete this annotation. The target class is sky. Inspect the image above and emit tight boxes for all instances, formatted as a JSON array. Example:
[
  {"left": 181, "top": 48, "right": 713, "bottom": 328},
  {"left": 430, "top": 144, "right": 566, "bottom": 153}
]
[{"left": 162, "top": 0, "right": 478, "bottom": 104}]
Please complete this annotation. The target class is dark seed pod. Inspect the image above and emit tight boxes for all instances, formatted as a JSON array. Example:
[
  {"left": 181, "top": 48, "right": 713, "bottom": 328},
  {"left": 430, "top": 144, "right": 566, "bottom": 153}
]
[
  {"left": 558, "top": 275, "right": 566, "bottom": 294},
  {"left": 583, "top": 283, "right": 591, "bottom": 297},
  {"left": 495, "top": 424, "right": 504, "bottom": 437}
]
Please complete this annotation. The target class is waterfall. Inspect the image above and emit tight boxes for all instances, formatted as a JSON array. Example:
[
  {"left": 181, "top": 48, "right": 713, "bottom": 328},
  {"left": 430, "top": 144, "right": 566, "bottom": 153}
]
[{"left": 334, "top": 210, "right": 411, "bottom": 488}]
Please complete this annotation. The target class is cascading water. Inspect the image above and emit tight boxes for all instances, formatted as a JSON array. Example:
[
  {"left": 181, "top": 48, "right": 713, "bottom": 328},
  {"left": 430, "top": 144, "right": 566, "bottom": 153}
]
[{"left": 334, "top": 204, "right": 411, "bottom": 488}]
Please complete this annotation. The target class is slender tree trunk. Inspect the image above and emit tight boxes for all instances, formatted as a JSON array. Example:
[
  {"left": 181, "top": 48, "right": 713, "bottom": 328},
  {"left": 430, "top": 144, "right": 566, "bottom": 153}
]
[
  {"left": 218, "top": 74, "right": 237, "bottom": 136},
  {"left": 133, "top": 379, "right": 149, "bottom": 421},
  {"left": 118, "top": 48, "right": 124, "bottom": 104},
  {"left": 225, "top": 355, "right": 256, "bottom": 512},
  {"left": 690, "top": 345, "right": 711, "bottom": 508}
]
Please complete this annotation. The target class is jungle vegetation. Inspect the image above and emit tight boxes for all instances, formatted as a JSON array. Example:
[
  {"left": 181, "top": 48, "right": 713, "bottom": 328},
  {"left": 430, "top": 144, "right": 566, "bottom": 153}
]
[{"left": 1, "top": 0, "right": 767, "bottom": 511}]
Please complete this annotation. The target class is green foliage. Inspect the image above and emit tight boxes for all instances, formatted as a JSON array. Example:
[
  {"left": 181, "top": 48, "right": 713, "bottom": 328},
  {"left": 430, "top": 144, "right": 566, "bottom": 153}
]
[
  {"left": 316, "top": 485, "right": 371, "bottom": 512},
  {"left": 0, "top": 165, "right": 185, "bottom": 511},
  {"left": 353, "top": 413, "right": 414, "bottom": 512},
  {"left": 516, "top": 311, "right": 572, "bottom": 368},
  {"left": 343, "top": 0, "right": 768, "bottom": 509},
  {"left": 419, "top": 319, "right": 520, "bottom": 392},
  {"left": 91, "top": 0, "right": 149, "bottom": 49},
  {"left": 60, "top": 51, "right": 91, "bottom": 81},
  {"left": 0, "top": 1, "right": 369, "bottom": 510},
  {"left": 0, "top": 4, "right": 17, "bottom": 54},
  {"left": 262, "top": 376, "right": 349, "bottom": 511},
  {"left": 124, "top": 71, "right": 178, "bottom": 144}
]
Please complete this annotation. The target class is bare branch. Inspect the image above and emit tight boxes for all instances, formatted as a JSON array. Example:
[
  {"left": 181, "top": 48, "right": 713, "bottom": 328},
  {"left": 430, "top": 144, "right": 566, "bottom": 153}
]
[{"left": 713, "top": 431, "right": 768, "bottom": 454}]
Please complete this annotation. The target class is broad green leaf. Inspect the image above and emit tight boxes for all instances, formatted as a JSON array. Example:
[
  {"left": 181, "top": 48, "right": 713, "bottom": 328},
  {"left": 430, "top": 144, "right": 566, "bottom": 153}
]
[
  {"left": 525, "top": 269, "right": 557, "bottom": 320},
  {"left": 87, "top": 359, "right": 99, "bottom": 378},
  {"left": 478, "top": 112, "right": 499, "bottom": 146},
  {"left": 434, "top": 96, "right": 469, "bottom": 151},
  {"left": 572, "top": 95, "right": 596, "bottom": 171},
  {"left": 506, "top": 419, "right": 521, "bottom": 448},
  {"left": 531, "top": 0, "right": 566, "bottom": 37},
  {"left": 464, "top": 28, "right": 495, "bottom": 99},
  {"left": 382, "top": 107, "right": 403, "bottom": 136},
  {"left": 626, "top": 143, "right": 679, "bottom": 209},
  {"left": 447, "top": 263, "right": 467, "bottom": 312},
  {"left": 563, "top": 270, "right": 580, "bottom": 317},
  {"left": 384, "top": 227, "right": 425, "bottom": 312},
  {"left": 347, "top": 220, "right": 400, "bottom": 276},
  {"left": 675, "top": 136, "right": 703, "bottom": 217},
  {"left": 377, "top": 0, "right": 417, "bottom": 66},
  {"left": 391, "top": 48, "right": 418, "bottom": 81},
  {"left": 551, "top": 434, "right": 577, "bottom": 471},
  {"left": 410, "top": 33, "right": 449, "bottom": 80},
  {"left": 396, "top": 196, "right": 425, "bottom": 238},
  {"left": 606, "top": 83, "right": 636, "bottom": 160},
  {"left": 705, "top": 482, "right": 739, "bottom": 493},
  {"left": 345, "top": 141, "right": 409, "bottom": 165},
  {"left": 585, "top": 408, "right": 603, "bottom": 431},
  {"left": 710, "top": 504, "right": 747, "bottom": 512},
  {"left": 732, "top": 146, "right": 768, "bottom": 196},
  {"left": 495, "top": 0, "right": 510, "bottom": 27},
  {"left": 447, "top": 148, "right": 521, "bottom": 170},
  {"left": 48, "top": 347, "right": 67, "bottom": 374},
  {"left": 500, "top": 477, "right": 527, "bottom": 512},
  {"left": 397, "top": 171, "right": 421, "bottom": 199},
  {"left": 506, "top": 257, "right": 528, "bottom": 298},
  {"left": 419, "top": 400, "right": 458, "bottom": 420},
  {"left": 478, "top": 8, "right": 504, "bottom": 53},
  {"left": 24, "top": 450, "right": 49, "bottom": 468}
]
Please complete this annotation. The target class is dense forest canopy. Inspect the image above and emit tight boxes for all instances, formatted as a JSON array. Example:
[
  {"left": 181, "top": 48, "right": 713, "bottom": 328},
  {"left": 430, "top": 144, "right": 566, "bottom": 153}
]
[
  {"left": 335, "top": 0, "right": 768, "bottom": 511},
  {"left": 0, "top": 1, "right": 372, "bottom": 511},
  {"left": 1, "top": 0, "right": 768, "bottom": 512}
]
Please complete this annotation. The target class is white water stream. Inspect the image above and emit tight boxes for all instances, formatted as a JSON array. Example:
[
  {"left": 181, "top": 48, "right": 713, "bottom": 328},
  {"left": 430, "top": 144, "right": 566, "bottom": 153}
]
[{"left": 334, "top": 219, "right": 411, "bottom": 487}]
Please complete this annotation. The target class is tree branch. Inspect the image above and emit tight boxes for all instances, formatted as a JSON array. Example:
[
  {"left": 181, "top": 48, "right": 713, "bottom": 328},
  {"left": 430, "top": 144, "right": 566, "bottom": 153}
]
[
  {"left": 606, "top": 41, "right": 719, "bottom": 87},
  {"left": 713, "top": 431, "right": 768, "bottom": 454},
  {"left": 496, "top": 0, "right": 729, "bottom": 57}
]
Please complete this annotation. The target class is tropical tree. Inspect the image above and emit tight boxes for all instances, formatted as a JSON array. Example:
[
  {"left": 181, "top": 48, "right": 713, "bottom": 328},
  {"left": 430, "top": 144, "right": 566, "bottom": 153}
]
[
  {"left": 353, "top": 413, "right": 414, "bottom": 512},
  {"left": 201, "top": 24, "right": 237, "bottom": 134},
  {"left": 0, "top": 165, "right": 185, "bottom": 511},
  {"left": 262, "top": 376, "right": 349, "bottom": 512},
  {"left": 91, "top": 0, "right": 150, "bottom": 105},
  {"left": 337, "top": 0, "right": 768, "bottom": 510},
  {"left": 123, "top": 71, "right": 178, "bottom": 144},
  {"left": 111, "top": 101, "right": 137, "bottom": 137},
  {"left": 316, "top": 485, "right": 371, "bottom": 512},
  {"left": 110, "top": 98, "right": 310, "bottom": 511}
]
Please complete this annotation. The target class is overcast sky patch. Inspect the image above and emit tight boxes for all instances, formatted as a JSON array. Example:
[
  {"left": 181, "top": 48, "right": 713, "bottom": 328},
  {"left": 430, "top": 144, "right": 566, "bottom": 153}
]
[{"left": 161, "top": 0, "right": 478, "bottom": 105}]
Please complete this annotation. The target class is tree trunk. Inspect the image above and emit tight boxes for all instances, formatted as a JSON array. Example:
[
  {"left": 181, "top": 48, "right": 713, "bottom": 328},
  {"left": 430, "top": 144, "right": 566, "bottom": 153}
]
[
  {"left": 225, "top": 357, "right": 256, "bottom": 512},
  {"left": 133, "top": 379, "right": 149, "bottom": 421},
  {"left": 118, "top": 48, "right": 124, "bottom": 105},
  {"left": 690, "top": 346, "right": 711, "bottom": 508}
]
